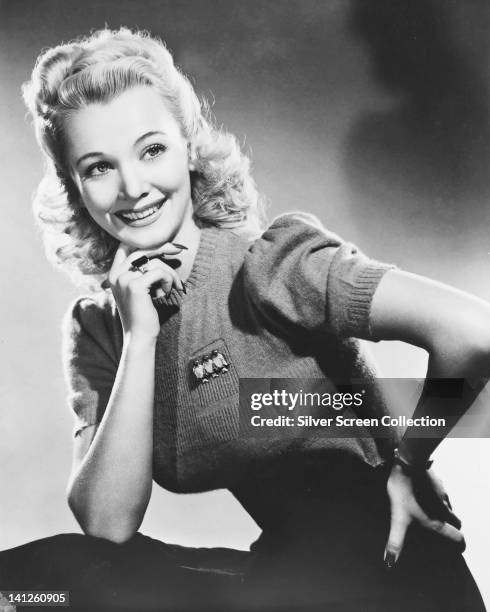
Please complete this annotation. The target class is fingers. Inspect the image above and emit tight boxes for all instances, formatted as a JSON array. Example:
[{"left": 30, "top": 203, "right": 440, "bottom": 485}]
[
  {"left": 107, "top": 246, "right": 184, "bottom": 291},
  {"left": 117, "top": 258, "right": 183, "bottom": 295},
  {"left": 111, "top": 240, "right": 185, "bottom": 267},
  {"left": 130, "top": 267, "right": 176, "bottom": 296},
  {"left": 417, "top": 513, "right": 466, "bottom": 552},
  {"left": 144, "top": 243, "right": 187, "bottom": 258},
  {"left": 111, "top": 242, "right": 134, "bottom": 271},
  {"left": 385, "top": 510, "right": 465, "bottom": 572},
  {"left": 437, "top": 496, "right": 462, "bottom": 529},
  {"left": 385, "top": 467, "right": 466, "bottom": 572},
  {"left": 419, "top": 487, "right": 461, "bottom": 529},
  {"left": 443, "top": 507, "right": 462, "bottom": 530},
  {"left": 414, "top": 472, "right": 462, "bottom": 529},
  {"left": 384, "top": 510, "right": 409, "bottom": 569}
]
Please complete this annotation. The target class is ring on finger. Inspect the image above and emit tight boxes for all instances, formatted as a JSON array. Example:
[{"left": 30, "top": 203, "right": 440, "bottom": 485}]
[{"left": 130, "top": 255, "right": 150, "bottom": 274}]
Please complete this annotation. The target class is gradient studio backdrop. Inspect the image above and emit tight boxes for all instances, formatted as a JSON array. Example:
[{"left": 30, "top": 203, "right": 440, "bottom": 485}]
[{"left": 1, "top": 0, "right": 489, "bottom": 603}]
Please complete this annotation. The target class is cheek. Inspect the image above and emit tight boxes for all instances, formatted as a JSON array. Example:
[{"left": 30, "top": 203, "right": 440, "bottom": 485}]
[
  {"left": 81, "top": 181, "right": 118, "bottom": 214},
  {"left": 153, "top": 155, "right": 191, "bottom": 189}
]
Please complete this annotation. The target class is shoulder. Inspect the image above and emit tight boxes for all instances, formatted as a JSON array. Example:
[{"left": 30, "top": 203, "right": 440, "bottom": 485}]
[
  {"left": 62, "top": 291, "right": 118, "bottom": 335},
  {"left": 62, "top": 292, "right": 122, "bottom": 366},
  {"left": 265, "top": 211, "right": 335, "bottom": 233},
  {"left": 239, "top": 212, "right": 345, "bottom": 334},
  {"left": 241, "top": 211, "right": 397, "bottom": 339},
  {"left": 243, "top": 211, "right": 344, "bottom": 284},
  {"left": 210, "top": 213, "right": 337, "bottom": 272},
  {"left": 250, "top": 211, "right": 342, "bottom": 248}
]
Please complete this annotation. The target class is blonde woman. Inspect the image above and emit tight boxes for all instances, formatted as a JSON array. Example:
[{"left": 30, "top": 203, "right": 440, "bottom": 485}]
[{"left": 1, "top": 27, "right": 487, "bottom": 611}]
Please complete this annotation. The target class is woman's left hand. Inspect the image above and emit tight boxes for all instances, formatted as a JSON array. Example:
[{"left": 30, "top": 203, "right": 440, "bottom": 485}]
[{"left": 384, "top": 464, "right": 465, "bottom": 568}]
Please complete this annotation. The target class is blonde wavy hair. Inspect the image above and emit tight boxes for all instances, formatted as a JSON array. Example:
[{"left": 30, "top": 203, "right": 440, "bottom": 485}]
[{"left": 22, "top": 27, "right": 266, "bottom": 287}]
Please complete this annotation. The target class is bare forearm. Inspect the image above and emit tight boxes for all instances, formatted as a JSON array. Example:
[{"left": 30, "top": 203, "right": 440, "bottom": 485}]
[
  {"left": 370, "top": 269, "right": 490, "bottom": 463},
  {"left": 68, "top": 334, "right": 156, "bottom": 542},
  {"left": 398, "top": 341, "right": 489, "bottom": 464}
]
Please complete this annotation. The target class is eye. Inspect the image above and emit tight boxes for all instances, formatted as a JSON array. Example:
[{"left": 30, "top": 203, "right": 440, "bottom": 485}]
[
  {"left": 84, "top": 161, "right": 112, "bottom": 179},
  {"left": 142, "top": 143, "right": 167, "bottom": 160}
]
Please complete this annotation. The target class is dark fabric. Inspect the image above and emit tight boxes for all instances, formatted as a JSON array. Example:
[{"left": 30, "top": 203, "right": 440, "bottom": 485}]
[
  {"left": 243, "top": 460, "right": 486, "bottom": 611},
  {"left": 0, "top": 533, "right": 249, "bottom": 611},
  {"left": 0, "top": 463, "right": 485, "bottom": 612}
]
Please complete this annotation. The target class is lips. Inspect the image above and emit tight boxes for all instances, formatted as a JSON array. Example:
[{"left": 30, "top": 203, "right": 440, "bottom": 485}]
[{"left": 116, "top": 197, "right": 167, "bottom": 224}]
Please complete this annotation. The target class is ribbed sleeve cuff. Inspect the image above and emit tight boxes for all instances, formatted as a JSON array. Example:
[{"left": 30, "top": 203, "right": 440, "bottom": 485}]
[{"left": 345, "top": 262, "right": 397, "bottom": 341}]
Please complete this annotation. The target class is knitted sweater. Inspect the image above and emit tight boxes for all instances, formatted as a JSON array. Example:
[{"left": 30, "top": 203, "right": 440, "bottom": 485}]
[{"left": 62, "top": 213, "right": 397, "bottom": 527}]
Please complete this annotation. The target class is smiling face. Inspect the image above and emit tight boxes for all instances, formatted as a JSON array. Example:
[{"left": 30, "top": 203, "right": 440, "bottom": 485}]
[{"left": 65, "top": 86, "right": 196, "bottom": 251}]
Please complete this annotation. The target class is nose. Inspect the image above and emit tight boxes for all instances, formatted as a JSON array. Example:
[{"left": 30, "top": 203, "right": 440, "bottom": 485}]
[{"left": 117, "top": 164, "right": 150, "bottom": 201}]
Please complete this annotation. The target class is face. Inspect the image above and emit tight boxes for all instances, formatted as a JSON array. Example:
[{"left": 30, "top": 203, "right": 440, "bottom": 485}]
[{"left": 65, "top": 85, "right": 195, "bottom": 251}]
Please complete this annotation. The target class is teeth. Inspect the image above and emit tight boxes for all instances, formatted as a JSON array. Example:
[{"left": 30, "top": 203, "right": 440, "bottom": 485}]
[{"left": 120, "top": 201, "right": 164, "bottom": 221}]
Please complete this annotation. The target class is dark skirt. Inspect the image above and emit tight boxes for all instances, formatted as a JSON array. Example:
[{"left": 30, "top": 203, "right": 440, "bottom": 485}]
[
  {"left": 0, "top": 462, "right": 485, "bottom": 611},
  {"left": 239, "top": 458, "right": 486, "bottom": 612},
  {"left": 0, "top": 532, "right": 248, "bottom": 611}
]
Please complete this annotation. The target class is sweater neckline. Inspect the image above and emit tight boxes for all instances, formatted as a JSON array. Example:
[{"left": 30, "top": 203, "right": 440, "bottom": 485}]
[
  {"left": 185, "top": 226, "right": 221, "bottom": 291},
  {"left": 151, "top": 226, "right": 220, "bottom": 308}
]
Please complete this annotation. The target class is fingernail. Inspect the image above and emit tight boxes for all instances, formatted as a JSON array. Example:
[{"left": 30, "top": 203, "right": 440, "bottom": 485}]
[
  {"left": 149, "top": 254, "right": 166, "bottom": 262},
  {"left": 384, "top": 551, "right": 396, "bottom": 569},
  {"left": 131, "top": 255, "right": 150, "bottom": 267},
  {"left": 172, "top": 242, "right": 188, "bottom": 250}
]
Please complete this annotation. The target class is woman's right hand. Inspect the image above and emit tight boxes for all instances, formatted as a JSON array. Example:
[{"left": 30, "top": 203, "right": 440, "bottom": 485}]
[{"left": 106, "top": 242, "right": 185, "bottom": 341}]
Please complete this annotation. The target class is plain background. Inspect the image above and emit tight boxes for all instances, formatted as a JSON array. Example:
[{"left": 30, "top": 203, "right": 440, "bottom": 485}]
[{"left": 1, "top": 0, "right": 489, "bottom": 606}]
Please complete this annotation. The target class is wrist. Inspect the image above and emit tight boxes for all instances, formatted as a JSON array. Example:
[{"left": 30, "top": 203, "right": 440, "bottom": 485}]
[
  {"left": 393, "top": 446, "right": 433, "bottom": 476},
  {"left": 123, "top": 332, "right": 158, "bottom": 352}
]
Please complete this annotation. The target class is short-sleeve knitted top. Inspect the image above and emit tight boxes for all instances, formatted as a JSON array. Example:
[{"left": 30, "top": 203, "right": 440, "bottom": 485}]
[{"left": 62, "top": 213, "right": 398, "bottom": 530}]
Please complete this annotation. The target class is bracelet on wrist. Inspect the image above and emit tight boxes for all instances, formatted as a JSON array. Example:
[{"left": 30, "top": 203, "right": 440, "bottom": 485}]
[{"left": 393, "top": 447, "right": 433, "bottom": 476}]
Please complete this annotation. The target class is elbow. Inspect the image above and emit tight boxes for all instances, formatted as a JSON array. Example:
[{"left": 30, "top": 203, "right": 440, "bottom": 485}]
[
  {"left": 469, "top": 329, "right": 490, "bottom": 364},
  {"left": 75, "top": 513, "right": 139, "bottom": 545},
  {"left": 82, "top": 524, "right": 138, "bottom": 545},
  {"left": 429, "top": 327, "right": 490, "bottom": 377},
  {"left": 67, "top": 491, "right": 140, "bottom": 545},
  {"left": 463, "top": 342, "right": 490, "bottom": 377}
]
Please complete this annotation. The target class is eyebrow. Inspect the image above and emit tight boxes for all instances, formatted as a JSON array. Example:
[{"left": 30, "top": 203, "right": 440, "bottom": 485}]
[{"left": 75, "top": 131, "right": 168, "bottom": 169}]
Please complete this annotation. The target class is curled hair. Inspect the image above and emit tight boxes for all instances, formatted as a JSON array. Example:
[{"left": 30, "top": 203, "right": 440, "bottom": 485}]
[{"left": 22, "top": 27, "right": 266, "bottom": 287}]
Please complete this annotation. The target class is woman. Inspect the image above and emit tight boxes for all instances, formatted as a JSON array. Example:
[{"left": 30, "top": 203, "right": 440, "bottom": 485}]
[{"left": 2, "top": 27, "right": 488, "bottom": 611}]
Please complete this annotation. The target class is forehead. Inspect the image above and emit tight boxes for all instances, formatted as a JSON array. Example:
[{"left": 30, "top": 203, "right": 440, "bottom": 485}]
[{"left": 65, "top": 86, "right": 182, "bottom": 158}]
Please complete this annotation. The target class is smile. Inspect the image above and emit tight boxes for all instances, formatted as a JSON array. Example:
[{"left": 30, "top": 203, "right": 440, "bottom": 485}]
[{"left": 116, "top": 198, "right": 167, "bottom": 226}]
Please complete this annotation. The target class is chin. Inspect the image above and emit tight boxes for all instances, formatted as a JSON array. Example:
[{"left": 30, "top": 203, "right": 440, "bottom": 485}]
[
  {"left": 122, "top": 236, "right": 169, "bottom": 251},
  {"left": 125, "top": 229, "right": 176, "bottom": 250},
  {"left": 107, "top": 212, "right": 184, "bottom": 250}
]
